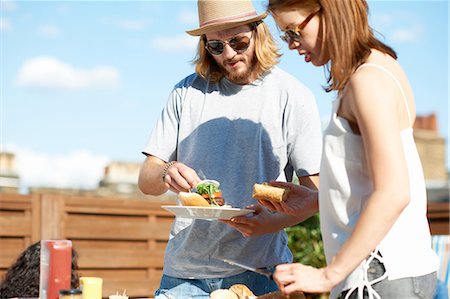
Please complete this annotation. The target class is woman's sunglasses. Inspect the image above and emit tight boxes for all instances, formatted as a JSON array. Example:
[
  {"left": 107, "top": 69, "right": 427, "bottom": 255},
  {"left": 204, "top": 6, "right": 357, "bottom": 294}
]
[
  {"left": 280, "top": 9, "right": 320, "bottom": 44},
  {"left": 205, "top": 31, "right": 254, "bottom": 56}
]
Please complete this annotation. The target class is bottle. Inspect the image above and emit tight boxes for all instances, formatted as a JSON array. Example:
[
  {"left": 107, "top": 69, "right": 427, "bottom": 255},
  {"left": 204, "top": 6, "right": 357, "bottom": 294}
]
[
  {"left": 59, "top": 289, "right": 82, "bottom": 299},
  {"left": 39, "top": 240, "right": 73, "bottom": 299}
]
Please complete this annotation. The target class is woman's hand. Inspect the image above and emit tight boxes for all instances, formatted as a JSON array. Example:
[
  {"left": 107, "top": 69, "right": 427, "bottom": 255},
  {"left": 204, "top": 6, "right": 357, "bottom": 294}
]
[
  {"left": 258, "top": 182, "right": 318, "bottom": 217},
  {"left": 274, "top": 263, "right": 335, "bottom": 295},
  {"left": 220, "top": 204, "right": 283, "bottom": 237}
]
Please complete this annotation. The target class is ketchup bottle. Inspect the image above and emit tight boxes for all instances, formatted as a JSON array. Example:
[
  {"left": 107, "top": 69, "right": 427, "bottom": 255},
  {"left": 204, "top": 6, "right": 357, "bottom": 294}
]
[{"left": 39, "top": 240, "right": 73, "bottom": 299}]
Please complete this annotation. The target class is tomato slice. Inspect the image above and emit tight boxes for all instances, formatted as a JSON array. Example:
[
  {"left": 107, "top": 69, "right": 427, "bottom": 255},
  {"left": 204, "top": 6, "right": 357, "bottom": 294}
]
[{"left": 201, "top": 192, "right": 222, "bottom": 199}]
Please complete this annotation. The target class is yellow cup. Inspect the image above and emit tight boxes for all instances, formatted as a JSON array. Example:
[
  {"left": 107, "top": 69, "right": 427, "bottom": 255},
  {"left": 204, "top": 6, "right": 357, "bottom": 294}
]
[{"left": 79, "top": 277, "right": 103, "bottom": 299}]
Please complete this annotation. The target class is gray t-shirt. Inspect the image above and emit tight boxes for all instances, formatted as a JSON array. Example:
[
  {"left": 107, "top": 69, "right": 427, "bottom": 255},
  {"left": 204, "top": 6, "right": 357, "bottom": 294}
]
[{"left": 143, "top": 66, "right": 322, "bottom": 279}]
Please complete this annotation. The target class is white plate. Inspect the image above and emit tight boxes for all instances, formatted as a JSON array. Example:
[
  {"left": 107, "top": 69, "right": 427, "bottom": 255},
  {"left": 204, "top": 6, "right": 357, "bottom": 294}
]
[{"left": 161, "top": 205, "right": 254, "bottom": 220}]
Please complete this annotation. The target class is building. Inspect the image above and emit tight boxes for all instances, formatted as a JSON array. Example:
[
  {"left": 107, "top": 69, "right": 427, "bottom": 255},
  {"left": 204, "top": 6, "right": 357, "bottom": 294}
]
[
  {"left": 414, "top": 113, "right": 449, "bottom": 202},
  {"left": 0, "top": 152, "right": 20, "bottom": 193}
]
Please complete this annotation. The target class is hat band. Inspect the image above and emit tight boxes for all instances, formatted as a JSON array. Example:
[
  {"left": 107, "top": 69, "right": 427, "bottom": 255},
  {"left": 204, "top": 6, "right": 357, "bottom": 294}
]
[{"left": 200, "top": 11, "right": 258, "bottom": 27}]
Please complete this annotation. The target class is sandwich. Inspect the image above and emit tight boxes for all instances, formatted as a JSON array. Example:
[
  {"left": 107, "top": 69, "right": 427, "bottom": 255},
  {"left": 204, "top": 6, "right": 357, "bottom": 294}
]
[
  {"left": 210, "top": 284, "right": 255, "bottom": 299},
  {"left": 252, "top": 183, "right": 289, "bottom": 203},
  {"left": 178, "top": 179, "right": 225, "bottom": 207}
]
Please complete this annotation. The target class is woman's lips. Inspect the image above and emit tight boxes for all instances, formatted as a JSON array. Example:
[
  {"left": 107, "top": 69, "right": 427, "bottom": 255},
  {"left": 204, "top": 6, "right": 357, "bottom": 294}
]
[
  {"left": 305, "top": 53, "right": 311, "bottom": 63},
  {"left": 299, "top": 51, "right": 312, "bottom": 63}
]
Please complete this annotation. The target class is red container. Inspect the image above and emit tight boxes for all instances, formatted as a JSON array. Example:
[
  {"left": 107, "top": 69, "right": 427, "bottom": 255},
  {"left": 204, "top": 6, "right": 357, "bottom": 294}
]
[{"left": 39, "top": 240, "right": 73, "bottom": 299}]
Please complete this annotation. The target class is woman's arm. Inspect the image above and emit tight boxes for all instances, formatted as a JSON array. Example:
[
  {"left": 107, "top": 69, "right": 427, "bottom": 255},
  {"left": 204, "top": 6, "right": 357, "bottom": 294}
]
[{"left": 323, "top": 64, "right": 412, "bottom": 285}]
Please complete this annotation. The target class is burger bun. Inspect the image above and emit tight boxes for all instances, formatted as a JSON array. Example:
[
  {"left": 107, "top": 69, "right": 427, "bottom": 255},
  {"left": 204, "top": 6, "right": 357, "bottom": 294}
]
[
  {"left": 210, "top": 289, "right": 239, "bottom": 299},
  {"left": 178, "top": 191, "right": 210, "bottom": 207}
]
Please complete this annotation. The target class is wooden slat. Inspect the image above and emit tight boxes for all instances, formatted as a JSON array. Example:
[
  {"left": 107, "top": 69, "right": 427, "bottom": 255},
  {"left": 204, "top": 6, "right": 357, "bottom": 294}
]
[
  {"left": 0, "top": 214, "right": 32, "bottom": 237},
  {"left": 0, "top": 269, "right": 6, "bottom": 280},
  {"left": 72, "top": 240, "right": 149, "bottom": 250},
  {"left": 77, "top": 269, "right": 150, "bottom": 279},
  {"left": 427, "top": 201, "right": 449, "bottom": 235},
  {"left": 0, "top": 238, "right": 26, "bottom": 268},
  {"left": 65, "top": 217, "right": 172, "bottom": 240},
  {"left": 77, "top": 249, "right": 165, "bottom": 268}
]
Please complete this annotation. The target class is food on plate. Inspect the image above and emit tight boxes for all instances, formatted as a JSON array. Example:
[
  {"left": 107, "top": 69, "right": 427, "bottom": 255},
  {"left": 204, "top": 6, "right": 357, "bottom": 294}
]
[
  {"left": 178, "top": 179, "right": 227, "bottom": 207},
  {"left": 109, "top": 290, "right": 129, "bottom": 299},
  {"left": 256, "top": 291, "right": 306, "bottom": 299},
  {"left": 252, "top": 183, "right": 289, "bottom": 203},
  {"left": 210, "top": 289, "right": 239, "bottom": 299},
  {"left": 178, "top": 191, "right": 211, "bottom": 207},
  {"left": 229, "top": 284, "right": 255, "bottom": 298},
  {"left": 196, "top": 179, "right": 225, "bottom": 206}
]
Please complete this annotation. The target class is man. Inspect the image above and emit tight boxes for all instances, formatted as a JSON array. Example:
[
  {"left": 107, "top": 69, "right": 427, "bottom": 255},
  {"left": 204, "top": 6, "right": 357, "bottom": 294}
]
[{"left": 138, "top": 0, "right": 322, "bottom": 297}]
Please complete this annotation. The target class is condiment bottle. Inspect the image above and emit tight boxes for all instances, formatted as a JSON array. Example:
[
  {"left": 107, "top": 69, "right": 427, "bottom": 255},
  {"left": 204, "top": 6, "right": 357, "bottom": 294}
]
[{"left": 59, "top": 289, "right": 82, "bottom": 299}]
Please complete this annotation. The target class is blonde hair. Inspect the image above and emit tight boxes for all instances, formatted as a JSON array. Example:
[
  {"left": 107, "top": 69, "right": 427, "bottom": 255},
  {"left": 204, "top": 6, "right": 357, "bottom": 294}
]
[
  {"left": 193, "top": 22, "right": 281, "bottom": 82},
  {"left": 268, "top": 0, "right": 397, "bottom": 92}
]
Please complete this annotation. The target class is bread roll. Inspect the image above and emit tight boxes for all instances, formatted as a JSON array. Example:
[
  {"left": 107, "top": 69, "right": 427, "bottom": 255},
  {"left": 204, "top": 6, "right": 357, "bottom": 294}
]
[
  {"left": 178, "top": 191, "right": 210, "bottom": 206},
  {"left": 229, "top": 284, "right": 254, "bottom": 298},
  {"left": 210, "top": 289, "right": 239, "bottom": 299},
  {"left": 252, "top": 183, "right": 289, "bottom": 203},
  {"left": 256, "top": 291, "right": 305, "bottom": 299}
]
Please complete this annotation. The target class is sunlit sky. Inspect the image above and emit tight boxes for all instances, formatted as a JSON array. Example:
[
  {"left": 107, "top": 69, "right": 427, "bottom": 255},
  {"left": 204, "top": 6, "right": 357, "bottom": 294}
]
[{"left": 1, "top": 0, "right": 448, "bottom": 190}]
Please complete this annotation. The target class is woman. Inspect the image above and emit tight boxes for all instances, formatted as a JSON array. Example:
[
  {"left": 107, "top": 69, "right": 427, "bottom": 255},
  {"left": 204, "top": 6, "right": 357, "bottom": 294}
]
[{"left": 262, "top": 0, "right": 440, "bottom": 298}]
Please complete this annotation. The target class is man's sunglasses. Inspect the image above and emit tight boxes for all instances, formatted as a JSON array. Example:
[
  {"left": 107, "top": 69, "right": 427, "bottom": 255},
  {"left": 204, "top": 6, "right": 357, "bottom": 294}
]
[
  {"left": 280, "top": 9, "right": 320, "bottom": 44},
  {"left": 205, "top": 30, "right": 254, "bottom": 56}
]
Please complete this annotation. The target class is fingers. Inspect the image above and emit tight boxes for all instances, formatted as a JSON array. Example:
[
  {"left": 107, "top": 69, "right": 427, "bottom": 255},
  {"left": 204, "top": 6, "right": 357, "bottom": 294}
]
[{"left": 163, "top": 162, "right": 201, "bottom": 192}]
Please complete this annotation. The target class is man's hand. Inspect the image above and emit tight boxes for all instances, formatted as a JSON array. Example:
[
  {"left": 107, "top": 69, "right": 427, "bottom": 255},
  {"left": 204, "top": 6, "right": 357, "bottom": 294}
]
[{"left": 163, "top": 162, "right": 202, "bottom": 193}]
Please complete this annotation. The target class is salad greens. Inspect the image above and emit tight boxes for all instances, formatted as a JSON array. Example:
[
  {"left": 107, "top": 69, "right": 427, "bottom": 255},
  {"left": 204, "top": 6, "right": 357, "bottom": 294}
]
[{"left": 196, "top": 181, "right": 220, "bottom": 199}]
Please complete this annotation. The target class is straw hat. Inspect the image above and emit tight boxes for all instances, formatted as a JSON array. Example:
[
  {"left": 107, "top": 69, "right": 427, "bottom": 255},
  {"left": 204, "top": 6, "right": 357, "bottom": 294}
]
[{"left": 186, "top": 0, "right": 268, "bottom": 36}]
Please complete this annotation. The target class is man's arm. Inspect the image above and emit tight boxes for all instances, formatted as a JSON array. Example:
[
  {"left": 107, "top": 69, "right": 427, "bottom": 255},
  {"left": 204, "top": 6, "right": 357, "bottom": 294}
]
[
  {"left": 138, "top": 155, "right": 169, "bottom": 195},
  {"left": 138, "top": 155, "right": 202, "bottom": 196}
]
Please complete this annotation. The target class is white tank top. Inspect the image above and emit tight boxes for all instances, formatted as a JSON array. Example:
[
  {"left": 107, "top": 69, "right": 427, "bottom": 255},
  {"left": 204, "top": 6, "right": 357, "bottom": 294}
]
[{"left": 319, "top": 63, "right": 439, "bottom": 298}]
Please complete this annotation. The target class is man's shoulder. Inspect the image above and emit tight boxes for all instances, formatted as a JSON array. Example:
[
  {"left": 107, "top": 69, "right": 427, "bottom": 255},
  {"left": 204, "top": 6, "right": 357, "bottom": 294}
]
[
  {"left": 266, "top": 66, "right": 313, "bottom": 94},
  {"left": 174, "top": 73, "right": 206, "bottom": 90}
]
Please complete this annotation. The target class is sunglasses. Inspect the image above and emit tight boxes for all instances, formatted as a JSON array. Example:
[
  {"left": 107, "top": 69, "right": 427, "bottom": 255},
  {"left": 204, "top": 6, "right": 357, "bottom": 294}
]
[
  {"left": 280, "top": 9, "right": 320, "bottom": 44},
  {"left": 205, "top": 31, "right": 254, "bottom": 55}
]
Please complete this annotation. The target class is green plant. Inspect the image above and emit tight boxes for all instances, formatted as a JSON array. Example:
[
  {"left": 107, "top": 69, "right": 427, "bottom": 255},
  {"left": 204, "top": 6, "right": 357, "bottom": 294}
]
[{"left": 285, "top": 213, "right": 326, "bottom": 268}]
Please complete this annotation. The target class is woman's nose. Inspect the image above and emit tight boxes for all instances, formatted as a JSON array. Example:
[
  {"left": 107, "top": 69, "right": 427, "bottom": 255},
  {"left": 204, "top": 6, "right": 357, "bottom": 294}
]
[{"left": 288, "top": 40, "right": 301, "bottom": 50}]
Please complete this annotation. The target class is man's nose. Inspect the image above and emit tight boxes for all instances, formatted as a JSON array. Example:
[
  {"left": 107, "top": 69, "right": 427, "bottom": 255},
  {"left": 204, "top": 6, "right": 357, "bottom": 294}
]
[{"left": 222, "top": 44, "right": 237, "bottom": 58}]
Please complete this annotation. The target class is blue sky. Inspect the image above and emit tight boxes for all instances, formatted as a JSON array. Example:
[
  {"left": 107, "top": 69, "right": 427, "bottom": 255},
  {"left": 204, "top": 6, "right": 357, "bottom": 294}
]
[{"left": 1, "top": 0, "right": 448, "bottom": 190}]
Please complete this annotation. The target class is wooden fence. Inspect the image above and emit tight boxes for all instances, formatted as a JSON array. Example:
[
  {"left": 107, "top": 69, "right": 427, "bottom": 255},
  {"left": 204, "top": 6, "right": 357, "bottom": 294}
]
[
  {"left": 0, "top": 193, "right": 175, "bottom": 298},
  {"left": 0, "top": 193, "right": 448, "bottom": 298}
]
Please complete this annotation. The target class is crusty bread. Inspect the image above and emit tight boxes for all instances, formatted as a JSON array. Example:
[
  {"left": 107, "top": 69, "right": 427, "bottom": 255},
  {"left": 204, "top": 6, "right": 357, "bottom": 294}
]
[
  {"left": 210, "top": 289, "right": 239, "bottom": 299},
  {"left": 178, "top": 191, "right": 210, "bottom": 207},
  {"left": 229, "top": 284, "right": 255, "bottom": 298},
  {"left": 252, "top": 183, "right": 289, "bottom": 203},
  {"left": 256, "top": 291, "right": 305, "bottom": 299}
]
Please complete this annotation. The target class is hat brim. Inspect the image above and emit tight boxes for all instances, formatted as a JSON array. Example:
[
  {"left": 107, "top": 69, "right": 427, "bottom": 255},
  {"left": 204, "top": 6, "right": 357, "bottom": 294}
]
[{"left": 186, "top": 11, "right": 268, "bottom": 36}]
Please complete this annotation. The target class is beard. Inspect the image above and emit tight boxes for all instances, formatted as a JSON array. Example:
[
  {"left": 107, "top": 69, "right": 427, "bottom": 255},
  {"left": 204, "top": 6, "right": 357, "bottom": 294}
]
[{"left": 220, "top": 55, "right": 257, "bottom": 84}]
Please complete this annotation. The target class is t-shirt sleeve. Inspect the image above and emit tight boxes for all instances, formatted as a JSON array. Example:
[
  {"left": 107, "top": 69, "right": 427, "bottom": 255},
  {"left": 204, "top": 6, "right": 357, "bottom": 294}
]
[
  {"left": 285, "top": 85, "right": 323, "bottom": 177},
  {"left": 142, "top": 88, "right": 182, "bottom": 162}
]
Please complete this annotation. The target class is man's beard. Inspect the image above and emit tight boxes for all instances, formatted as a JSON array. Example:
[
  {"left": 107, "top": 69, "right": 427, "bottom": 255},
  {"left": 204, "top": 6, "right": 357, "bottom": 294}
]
[{"left": 220, "top": 56, "right": 257, "bottom": 84}]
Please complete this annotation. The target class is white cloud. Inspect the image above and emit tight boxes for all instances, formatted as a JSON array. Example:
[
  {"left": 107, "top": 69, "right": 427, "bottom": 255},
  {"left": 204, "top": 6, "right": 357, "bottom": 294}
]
[
  {"left": 16, "top": 57, "right": 121, "bottom": 91},
  {"left": 151, "top": 34, "right": 198, "bottom": 52},
  {"left": 389, "top": 25, "right": 424, "bottom": 43},
  {"left": 0, "top": 18, "right": 12, "bottom": 32},
  {"left": 3, "top": 144, "right": 110, "bottom": 190},
  {"left": 37, "top": 24, "right": 61, "bottom": 38}
]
